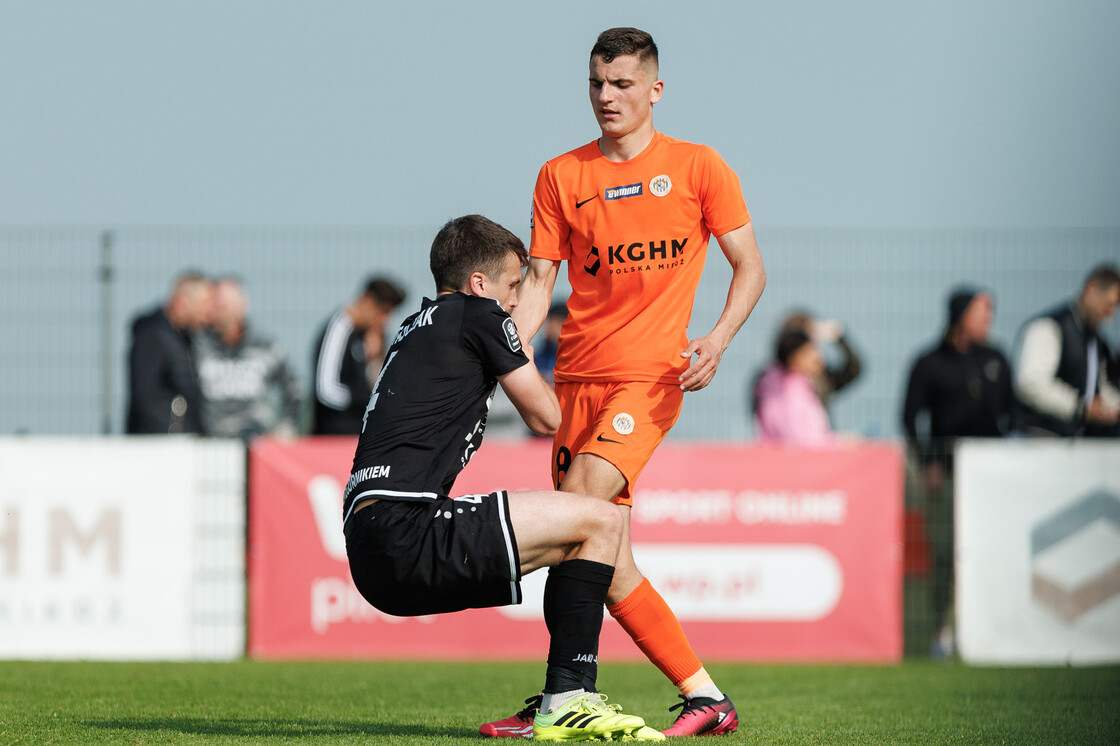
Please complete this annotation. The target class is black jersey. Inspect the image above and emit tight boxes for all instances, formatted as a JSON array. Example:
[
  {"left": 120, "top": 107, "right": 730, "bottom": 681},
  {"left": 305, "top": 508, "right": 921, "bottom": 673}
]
[{"left": 342, "top": 292, "right": 528, "bottom": 521}]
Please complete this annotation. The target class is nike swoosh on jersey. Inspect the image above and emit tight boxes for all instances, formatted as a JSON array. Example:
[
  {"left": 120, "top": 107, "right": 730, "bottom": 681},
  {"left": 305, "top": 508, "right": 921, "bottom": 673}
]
[
  {"left": 596, "top": 434, "right": 622, "bottom": 444},
  {"left": 576, "top": 195, "right": 598, "bottom": 208}
]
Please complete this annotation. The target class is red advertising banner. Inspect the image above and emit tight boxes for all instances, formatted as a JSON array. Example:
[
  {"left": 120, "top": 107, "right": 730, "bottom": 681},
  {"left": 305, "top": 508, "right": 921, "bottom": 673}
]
[{"left": 248, "top": 438, "right": 902, "bottom": 662}]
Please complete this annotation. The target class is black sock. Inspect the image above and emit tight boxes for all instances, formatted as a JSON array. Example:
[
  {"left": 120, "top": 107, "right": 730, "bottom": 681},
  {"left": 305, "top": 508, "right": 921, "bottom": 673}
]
[{"left": 542, "top": 559, "right": 614, "bottom": 694}]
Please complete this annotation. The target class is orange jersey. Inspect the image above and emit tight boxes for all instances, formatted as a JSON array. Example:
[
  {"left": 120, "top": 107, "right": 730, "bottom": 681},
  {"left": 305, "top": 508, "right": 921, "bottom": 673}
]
[{"left": 530, "top": 131, "right": 750, "bottom": 384}]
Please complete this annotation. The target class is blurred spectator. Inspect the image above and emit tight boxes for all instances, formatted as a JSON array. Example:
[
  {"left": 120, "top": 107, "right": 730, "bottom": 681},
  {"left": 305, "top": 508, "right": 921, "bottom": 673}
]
[
  {"left": 1013, "top": 262, "right": 1120, "bottom": 437},
  {"left": 755, "top": 328, "right": 836, "bottom": 446},
  {"left": 194, "top": 277, "right": 302, "bottom": 440},
  {"left": 311, "top": 276, "right": 406, "bottom": 435},
  {"left": 534, "top": 301, "right": 569, "bottom": 385},
  {"left": 900, "top": 285, "right": 1012, "bottom": 659},
  {"left": 126, "top": 272, "right": 213, "bottom": 434},
  {"left": 902, "top": 287, "right": 1012, "bottom": 481},
  {"left": 749, "top": 310, "right": 861, "bottom": 422}
]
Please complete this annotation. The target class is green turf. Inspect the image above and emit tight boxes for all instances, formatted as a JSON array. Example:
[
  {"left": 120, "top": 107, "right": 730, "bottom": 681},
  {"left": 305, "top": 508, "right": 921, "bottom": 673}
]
[{"left": 1, "top": 660, "right": 1117, "bottom": 744}]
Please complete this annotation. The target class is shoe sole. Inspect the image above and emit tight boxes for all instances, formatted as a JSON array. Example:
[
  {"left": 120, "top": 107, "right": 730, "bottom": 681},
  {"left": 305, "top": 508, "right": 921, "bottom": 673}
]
[
  {"left": 478, "top": 725, "right": 534, "bottom": 738},
  {"left": 533, "top": 724, "right": 643, "bottom": 741}
]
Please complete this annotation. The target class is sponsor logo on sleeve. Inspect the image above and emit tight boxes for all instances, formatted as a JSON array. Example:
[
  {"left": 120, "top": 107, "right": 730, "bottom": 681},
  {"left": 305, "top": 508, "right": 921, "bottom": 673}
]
[{"left": 502, "top": 317, "right": 522, "bottom": 352}]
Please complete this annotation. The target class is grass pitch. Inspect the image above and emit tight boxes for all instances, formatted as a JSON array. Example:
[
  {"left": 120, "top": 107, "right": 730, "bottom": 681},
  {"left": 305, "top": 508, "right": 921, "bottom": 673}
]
[{"left": 1, "top": 659, "right": 1117, "bottom": 744}]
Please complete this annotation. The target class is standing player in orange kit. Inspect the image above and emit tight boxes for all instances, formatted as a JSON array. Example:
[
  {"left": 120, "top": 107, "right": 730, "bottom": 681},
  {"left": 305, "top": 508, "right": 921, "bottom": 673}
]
[{"left": 479, "top": 27, "right": 766, "bottom": 738}]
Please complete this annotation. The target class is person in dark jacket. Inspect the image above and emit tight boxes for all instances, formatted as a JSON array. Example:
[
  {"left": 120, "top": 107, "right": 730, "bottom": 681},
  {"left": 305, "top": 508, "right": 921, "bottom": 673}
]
[
  {"left": 1013, "top": 262, "right": 1120, "bottom": 437},
  {"left": 900, "top": 285, "right": 1012, "bottom": 658},
  {"left": 126, "top": 272, "right": 214, "bottom": 434},
  {"left": 310, "top": 276, "right": 406, "bottom": 435},
  {"left": 902, "top": 287, "right": 1013, "bottom": 469}
]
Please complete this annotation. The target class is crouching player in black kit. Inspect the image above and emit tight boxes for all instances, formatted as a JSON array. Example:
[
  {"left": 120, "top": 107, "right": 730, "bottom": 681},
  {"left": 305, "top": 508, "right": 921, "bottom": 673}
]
[{"left": 343, "top": 215, "right": 661, "bottom": 741}]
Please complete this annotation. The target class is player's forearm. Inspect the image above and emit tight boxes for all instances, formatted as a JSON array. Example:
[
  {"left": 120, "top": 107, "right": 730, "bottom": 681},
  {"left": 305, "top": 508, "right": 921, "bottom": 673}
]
[
  {"left": 500, "top": 362, "right": 561, "bottom": 436},
  {"left": 518, "top": 381, "right": 561, "bottom": 436},
  {"left": 709, "top": 249, "right": 766, "bottom": 351},
  {"left": 511, "top": 258, "right": 559, "bottom": 343},
  {"left": 511, "top": 292, "right": 549, "bottom": 344}
]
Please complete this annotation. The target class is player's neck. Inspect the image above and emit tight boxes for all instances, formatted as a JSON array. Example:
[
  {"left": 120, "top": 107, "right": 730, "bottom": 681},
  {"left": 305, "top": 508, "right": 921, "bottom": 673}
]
[{"left": 598, "top": 124, "right": 656, "bottom": 163}]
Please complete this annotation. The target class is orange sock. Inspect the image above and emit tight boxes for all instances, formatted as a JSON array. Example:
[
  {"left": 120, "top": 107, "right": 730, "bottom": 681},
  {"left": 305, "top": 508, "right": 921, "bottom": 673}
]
[{"left": 607, "top": 578, "right": 704, "bottom": 688}]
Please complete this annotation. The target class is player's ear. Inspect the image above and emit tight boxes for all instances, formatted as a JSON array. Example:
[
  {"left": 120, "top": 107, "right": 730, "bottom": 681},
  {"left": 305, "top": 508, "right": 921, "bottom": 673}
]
[
  {"left": 650, "top": 78, "right": 664, "bottom": 106},
  {"left": 466, "top": 271, "right": 488, "bottom": 298}
]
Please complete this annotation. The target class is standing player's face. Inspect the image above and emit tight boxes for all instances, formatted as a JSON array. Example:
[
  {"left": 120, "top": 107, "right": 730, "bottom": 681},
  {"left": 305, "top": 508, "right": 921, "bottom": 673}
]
[
  {"left": 482, "top": 252, "right": 524, "bottom": 313},
  {"left": 589, "top": 54, "right": 662, "bottom": 139}
]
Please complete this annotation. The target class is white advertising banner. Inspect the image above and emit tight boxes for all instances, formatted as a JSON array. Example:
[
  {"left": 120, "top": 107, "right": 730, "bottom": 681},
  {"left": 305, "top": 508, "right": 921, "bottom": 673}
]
[
  {"left": 956, "top": 439, "right": 1120, "bottom": 665},
  {"left": 0, "top": 437, "right": 244, "bottom": 660}
]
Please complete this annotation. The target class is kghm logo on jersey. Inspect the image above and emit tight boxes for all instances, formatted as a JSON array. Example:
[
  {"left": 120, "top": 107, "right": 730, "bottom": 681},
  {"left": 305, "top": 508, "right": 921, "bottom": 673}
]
[
  {"left": 649, "top": 174, "right": 672, "bottom": 197},
  {"left": 605, "top": 183, "right": 643, "bottom": 200},
  {"left": 589, "top": 237, "right": 689, "bottom": 275},
  {"left": 584, "top": 245, "right": 601, "bottom": 276}
]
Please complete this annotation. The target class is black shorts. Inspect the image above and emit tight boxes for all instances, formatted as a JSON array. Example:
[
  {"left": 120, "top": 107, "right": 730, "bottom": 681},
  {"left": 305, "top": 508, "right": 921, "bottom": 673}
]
[{"left": 345, "top": 491, "right": 523, "bottom": 617}]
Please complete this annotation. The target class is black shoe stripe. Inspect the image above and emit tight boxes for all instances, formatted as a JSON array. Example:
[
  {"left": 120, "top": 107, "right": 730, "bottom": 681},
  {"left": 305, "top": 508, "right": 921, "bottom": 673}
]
[
  {"left": 570, "top": 713, "right": 598, "bottom": 729},
  {"left": 554, "top": 711, "right": 600, "bottom": 729}
]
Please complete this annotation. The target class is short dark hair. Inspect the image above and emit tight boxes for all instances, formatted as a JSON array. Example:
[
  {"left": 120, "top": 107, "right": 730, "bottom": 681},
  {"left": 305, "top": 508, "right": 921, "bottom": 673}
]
[
  {"left": 364, "top": 276, "right": 406, "bottom": 309},
  {"left": 590, "top": 27, "right": 658, "bottom": 70},
  {"left": 430, "top": 214, "right": 528, "bottom": 293},
  {"left": 1084, "top": 262, "right": 1120, "bottom": 291}
]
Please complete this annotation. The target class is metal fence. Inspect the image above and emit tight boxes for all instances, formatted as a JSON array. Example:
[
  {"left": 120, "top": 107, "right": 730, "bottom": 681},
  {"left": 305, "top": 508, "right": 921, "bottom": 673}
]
[{"left": 2, "top": 225, "right": 1116, "bottom": 439}]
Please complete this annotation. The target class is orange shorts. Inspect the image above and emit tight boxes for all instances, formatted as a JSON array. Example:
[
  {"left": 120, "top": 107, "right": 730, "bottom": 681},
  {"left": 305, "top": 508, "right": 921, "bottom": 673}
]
[{"left": 552, "top": 380, "right": 684, "bottom": 506}]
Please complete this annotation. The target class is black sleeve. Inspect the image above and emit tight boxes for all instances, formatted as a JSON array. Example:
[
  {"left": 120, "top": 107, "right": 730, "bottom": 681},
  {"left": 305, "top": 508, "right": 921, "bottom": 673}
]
[
  {"left": 166, "top": 332, "right": 201, "bottom": 403},
  {"left": 826, "top": 335, "right": 863, "bottom": 394},
  {"left": 127, "top": 319, "right": 169, "bottom": 433},
  {"left": 901, "top": 355, "right": 930, "bottom": 446},
  {"left": 463, "top": 302, "right": 530, "bottom": 379}
]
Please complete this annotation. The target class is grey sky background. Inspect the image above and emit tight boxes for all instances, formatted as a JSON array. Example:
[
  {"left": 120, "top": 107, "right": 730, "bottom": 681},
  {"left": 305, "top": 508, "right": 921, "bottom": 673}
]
[
  {"left": 3, "top": 1, "right": 1118, "bottom": 230},
  {"left": 1, "top": 1, "right": 1118, "bottom": 439}
]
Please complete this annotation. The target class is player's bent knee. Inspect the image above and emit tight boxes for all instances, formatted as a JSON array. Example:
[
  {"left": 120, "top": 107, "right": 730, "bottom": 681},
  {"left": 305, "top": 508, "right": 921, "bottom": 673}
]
[{"left": 589, "top": 497, "right": 624, "bottom": 540}]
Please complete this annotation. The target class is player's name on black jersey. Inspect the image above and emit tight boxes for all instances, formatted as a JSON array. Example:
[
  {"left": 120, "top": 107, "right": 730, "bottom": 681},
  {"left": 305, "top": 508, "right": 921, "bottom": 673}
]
[{"left": 343, "top": 293, "right": 528, "bottom": 522}]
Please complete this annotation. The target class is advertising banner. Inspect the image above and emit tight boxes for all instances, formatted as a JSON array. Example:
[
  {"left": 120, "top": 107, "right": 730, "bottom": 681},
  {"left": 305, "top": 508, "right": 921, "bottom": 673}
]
[
  {"left": 249, "top": 438, "right": 902, "bottom": 662},
  {"left": 956, "top": 439, "right": 1120, "bottom": 665},
  {"left": 0, "top": 437, "right": 244, "bottom": 660}
]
